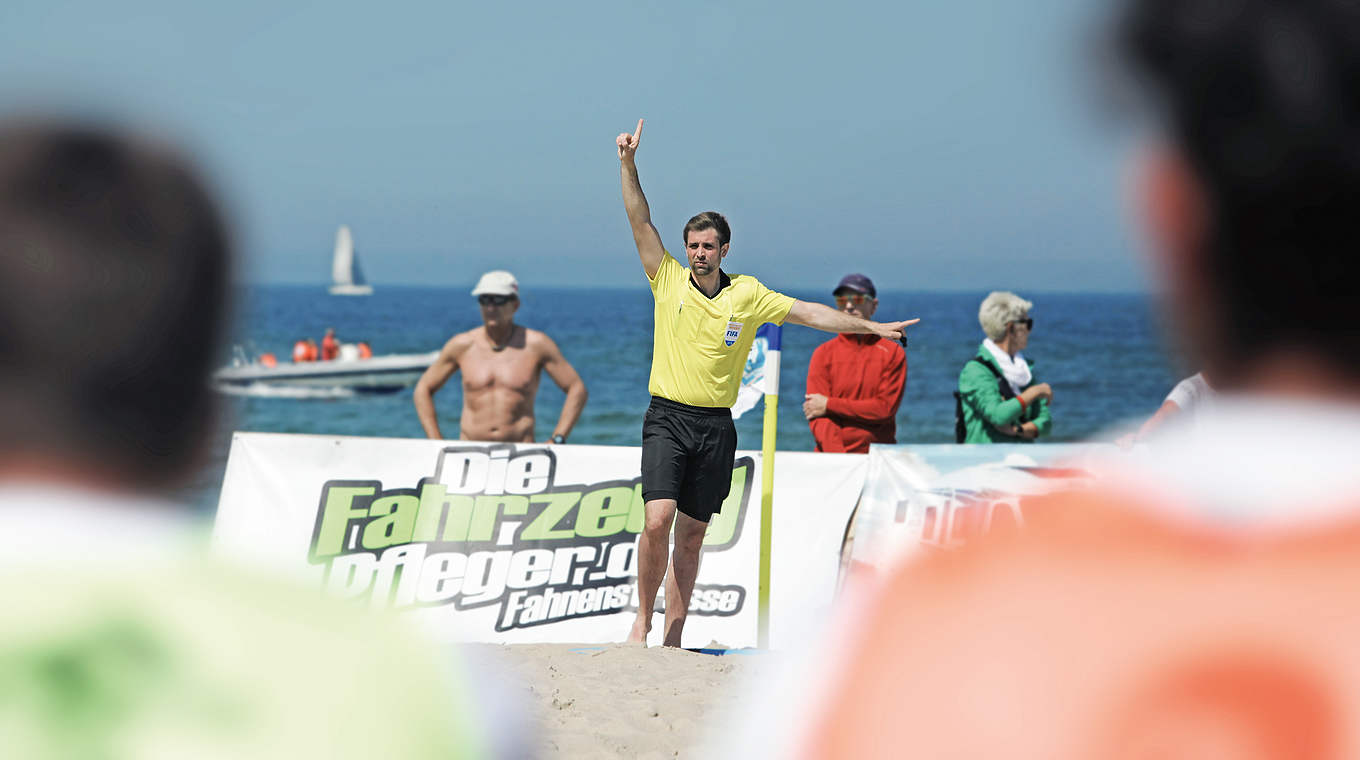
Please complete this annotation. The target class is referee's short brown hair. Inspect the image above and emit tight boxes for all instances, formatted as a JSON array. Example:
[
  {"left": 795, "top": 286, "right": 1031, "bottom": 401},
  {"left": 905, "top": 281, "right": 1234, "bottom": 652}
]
[{"left": 682, "top": 211, "right": 730, "bottom": 247}]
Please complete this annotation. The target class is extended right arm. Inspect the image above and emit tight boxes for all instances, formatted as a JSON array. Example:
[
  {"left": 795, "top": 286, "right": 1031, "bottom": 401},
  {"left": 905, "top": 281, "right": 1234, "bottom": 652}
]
[
  {"left": 785, "top": 300, "right": 919, "bottom": 342},
  {"left": 617, "top": 119, "right": 665, "bottom": 279},
  {"left": 413, "top": 337, "right": 464, "bottom": 440}
]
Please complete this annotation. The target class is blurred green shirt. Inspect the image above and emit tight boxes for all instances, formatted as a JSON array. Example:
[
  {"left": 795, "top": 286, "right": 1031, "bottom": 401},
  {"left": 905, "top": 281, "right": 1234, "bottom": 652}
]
[{"left": 0, "top": 485, "right": 488, "bottom": 760}]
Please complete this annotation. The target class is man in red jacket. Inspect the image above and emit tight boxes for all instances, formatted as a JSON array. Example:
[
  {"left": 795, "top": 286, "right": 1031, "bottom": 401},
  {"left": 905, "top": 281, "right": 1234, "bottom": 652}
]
[{"left": 803, "top": 274, "right": 906, "bottom": 453}]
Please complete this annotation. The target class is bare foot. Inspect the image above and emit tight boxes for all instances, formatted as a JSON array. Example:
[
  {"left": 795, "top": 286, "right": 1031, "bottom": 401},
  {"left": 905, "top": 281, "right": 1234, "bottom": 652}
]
[
  {"left": 626, "top": 615, "right": 651, "bottom": 646},
  {"left": 662, "top": 618, "right": 684, "bottom": 648}
]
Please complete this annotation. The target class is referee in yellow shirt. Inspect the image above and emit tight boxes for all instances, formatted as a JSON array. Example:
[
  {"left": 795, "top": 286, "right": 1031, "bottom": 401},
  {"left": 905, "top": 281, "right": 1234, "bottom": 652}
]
[{"left": 616, "top": 119, "right": 919, "bottom": 648}]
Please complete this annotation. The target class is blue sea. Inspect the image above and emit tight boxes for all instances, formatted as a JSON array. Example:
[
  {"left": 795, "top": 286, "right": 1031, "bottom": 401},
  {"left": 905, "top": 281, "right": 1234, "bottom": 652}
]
[{"left": 182, "top": 285, "right": 1183, "bottom": 511}]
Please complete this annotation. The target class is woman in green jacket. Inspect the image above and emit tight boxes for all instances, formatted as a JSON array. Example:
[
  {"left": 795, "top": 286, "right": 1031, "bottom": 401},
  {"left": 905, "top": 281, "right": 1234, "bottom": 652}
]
[{"left": 956, "top": 291, "right": 1053, "bottom": 443}]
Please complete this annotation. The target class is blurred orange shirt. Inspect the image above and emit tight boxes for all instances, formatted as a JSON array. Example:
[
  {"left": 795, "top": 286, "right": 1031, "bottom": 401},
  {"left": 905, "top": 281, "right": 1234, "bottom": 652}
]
[{"left": 801, "top": 486, "right": 1360, "bottom": 759}]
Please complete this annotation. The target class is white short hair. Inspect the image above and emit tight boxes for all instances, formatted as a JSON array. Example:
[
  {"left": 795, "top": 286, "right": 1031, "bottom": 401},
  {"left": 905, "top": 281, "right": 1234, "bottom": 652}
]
[{"left": 978, "top": 291, "right": 1033, "bottom": 342}]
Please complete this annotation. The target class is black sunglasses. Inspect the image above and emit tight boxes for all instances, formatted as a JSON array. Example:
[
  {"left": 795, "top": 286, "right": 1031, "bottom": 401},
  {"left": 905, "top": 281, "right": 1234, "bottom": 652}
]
[
  {"left": 478, "top": 294, "right": 516, "bottom": 306},
  {"left": 1011, "top": 317, "right": 1034, "bottom": 330}
]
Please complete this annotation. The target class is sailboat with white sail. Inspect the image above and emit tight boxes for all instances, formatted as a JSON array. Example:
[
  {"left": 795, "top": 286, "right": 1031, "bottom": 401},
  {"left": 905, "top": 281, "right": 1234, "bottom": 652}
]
[{"left": 329, "top": 224, "right": 373, "bottom": 295}]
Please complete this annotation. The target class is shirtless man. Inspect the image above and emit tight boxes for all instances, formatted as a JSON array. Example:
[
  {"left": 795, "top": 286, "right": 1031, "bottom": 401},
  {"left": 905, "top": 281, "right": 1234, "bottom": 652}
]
[{"left": 413, "top": 270, "right": 587, "bottom": 443}]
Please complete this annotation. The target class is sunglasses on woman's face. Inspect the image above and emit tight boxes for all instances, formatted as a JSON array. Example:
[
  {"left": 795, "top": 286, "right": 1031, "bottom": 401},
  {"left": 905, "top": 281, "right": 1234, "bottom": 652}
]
[
  {"left": 834, "top": 293, "right": 871, "bottom": 307},
  {"left": 1012, "top": 317, "right": 1034, "bottom": 330},
  {"left": 478, "top": 294, "right": 515, "bottom": 307}
]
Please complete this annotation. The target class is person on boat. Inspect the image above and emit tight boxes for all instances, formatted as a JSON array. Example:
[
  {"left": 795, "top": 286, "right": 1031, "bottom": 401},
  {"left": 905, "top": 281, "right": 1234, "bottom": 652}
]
[
  {"left": 615, "top": 118, "right": 919, "bottom": 648},
  {"left": 291, "top": 338, "right": 318, "bottom": 363},
  {"left": 954, "top": 291, "right": 1053, "bottom": 443},
  {"left": 258, "top": 352, "right": 278, "bottom": 368},
  {"left": 0, "top": 119, "right": 506, "bottom": 758},
  {"left": 751, "top": 0, "right": 1360, "bottom": 756},
  {"left": 320, "top": 327, "right": 339, "bottom": 361},
  {"left": 414, "top": 270, "right": 588, "bottom": 444},
  {"left": 357, "top": 341, "right": 372, "bottom": 359}
]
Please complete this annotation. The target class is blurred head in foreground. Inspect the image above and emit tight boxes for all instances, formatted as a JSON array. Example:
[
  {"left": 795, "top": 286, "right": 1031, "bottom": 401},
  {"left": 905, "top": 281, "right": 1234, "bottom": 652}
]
[
  {"left": 788, "top": 1, "right": 1360, "bottom": 758},
  {"left": 0, "top": 120, "right": 228, "bottom": 489},
  {"left": 1124, "top": 0, "right": 1360, "bottom": 392},
  {"left": 0, "top": 120, "right": 498, "bottom": 759}
]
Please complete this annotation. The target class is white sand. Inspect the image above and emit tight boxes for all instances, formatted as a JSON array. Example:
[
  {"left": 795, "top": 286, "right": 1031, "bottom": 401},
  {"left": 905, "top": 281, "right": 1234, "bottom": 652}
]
[{"left": 476, "top": 643, "right": 778, "bottom": 759}]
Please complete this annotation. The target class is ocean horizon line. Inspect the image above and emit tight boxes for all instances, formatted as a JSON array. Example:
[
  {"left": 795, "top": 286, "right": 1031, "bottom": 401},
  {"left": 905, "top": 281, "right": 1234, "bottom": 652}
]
[{"left": 238, "top": 281, "right": 1156, "bottom": 297}]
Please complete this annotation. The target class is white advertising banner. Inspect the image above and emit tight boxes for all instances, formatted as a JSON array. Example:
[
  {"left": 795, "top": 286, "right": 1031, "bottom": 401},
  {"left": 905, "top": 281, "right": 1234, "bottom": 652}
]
[
  {"left": 852, "top": 443, "right": 1111, "bottom": 570},
  {"left": 212, "top": 433, "right": 864, "bottom": 649}
]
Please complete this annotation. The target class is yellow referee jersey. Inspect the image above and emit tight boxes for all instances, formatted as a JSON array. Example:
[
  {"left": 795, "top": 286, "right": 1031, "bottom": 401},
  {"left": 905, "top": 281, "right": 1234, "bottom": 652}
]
[{"left": 648, "top": 251, "right": 795, "bottom": 407}]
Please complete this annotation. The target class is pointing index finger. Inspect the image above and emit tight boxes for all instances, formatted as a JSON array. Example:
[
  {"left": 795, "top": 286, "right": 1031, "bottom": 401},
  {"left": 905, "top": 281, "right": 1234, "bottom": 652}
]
[{"left": 633, "top": 118, "right": 644, "bottom": 141}]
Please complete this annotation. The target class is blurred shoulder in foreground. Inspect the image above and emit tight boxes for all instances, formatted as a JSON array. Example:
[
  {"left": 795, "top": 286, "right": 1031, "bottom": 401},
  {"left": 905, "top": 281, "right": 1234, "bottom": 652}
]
[{"left": 737, "top": 0, "right": 1360, "bottom": 756}]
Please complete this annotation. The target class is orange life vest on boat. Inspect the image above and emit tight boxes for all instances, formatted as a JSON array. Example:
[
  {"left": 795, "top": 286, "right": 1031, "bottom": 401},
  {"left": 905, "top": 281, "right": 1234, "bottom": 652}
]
[
  {"left": 801, "top": 486, "right": 1360, "bottom": 759},
  {"left": 258, "top": 352, "right": 277, "bottom": 368},
  {"left": 357, "top": 342, "right": 372, "bottom": 359},
  {"left": 292, "top": 340, "right": 309, "bottom": 363}
]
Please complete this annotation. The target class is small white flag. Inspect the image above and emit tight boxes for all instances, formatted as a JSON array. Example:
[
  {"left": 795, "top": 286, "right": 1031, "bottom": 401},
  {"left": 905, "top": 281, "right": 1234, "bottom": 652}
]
[{"left": 731, "top": 324, "right": 781, "bottom": 420}]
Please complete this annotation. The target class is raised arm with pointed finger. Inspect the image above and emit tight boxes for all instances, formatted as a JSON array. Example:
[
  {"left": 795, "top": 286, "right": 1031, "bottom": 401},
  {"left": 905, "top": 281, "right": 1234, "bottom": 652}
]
[
  {"left": 617, "top": 119, "right": 666, "bottom": 279},
  {"left": 785, "top": 300, "right": 920, "bottom": 342}
]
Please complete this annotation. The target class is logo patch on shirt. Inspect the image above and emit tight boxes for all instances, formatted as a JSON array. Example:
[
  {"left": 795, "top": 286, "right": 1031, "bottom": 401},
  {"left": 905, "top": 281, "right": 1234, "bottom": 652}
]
[{"left": 724, "top": 321, "right": 744, "bottom": 347}]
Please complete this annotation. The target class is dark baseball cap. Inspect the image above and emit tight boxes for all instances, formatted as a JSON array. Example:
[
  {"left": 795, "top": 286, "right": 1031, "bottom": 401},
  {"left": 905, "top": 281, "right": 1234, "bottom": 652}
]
[{"left": 834, "top": 273, "right": 876, "bottom": 297}]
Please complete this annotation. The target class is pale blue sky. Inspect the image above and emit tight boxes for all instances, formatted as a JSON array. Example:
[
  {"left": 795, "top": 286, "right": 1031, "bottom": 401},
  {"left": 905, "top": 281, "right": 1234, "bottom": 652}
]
[{"left": 0, "top": 0, "right": 1147, "bottom": 291}]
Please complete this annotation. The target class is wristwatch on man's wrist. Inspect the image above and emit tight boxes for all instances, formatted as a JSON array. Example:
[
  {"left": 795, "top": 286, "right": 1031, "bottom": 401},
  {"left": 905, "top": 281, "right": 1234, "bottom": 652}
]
[{"left": 551, "top": 434, "right": 567, "bottom": 444}]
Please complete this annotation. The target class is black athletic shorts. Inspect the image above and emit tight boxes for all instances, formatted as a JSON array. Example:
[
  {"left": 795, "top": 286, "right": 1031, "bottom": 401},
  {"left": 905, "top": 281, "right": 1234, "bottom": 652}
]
[{"left": 641, "top": 396, "right": 738, "bottom": 523}]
